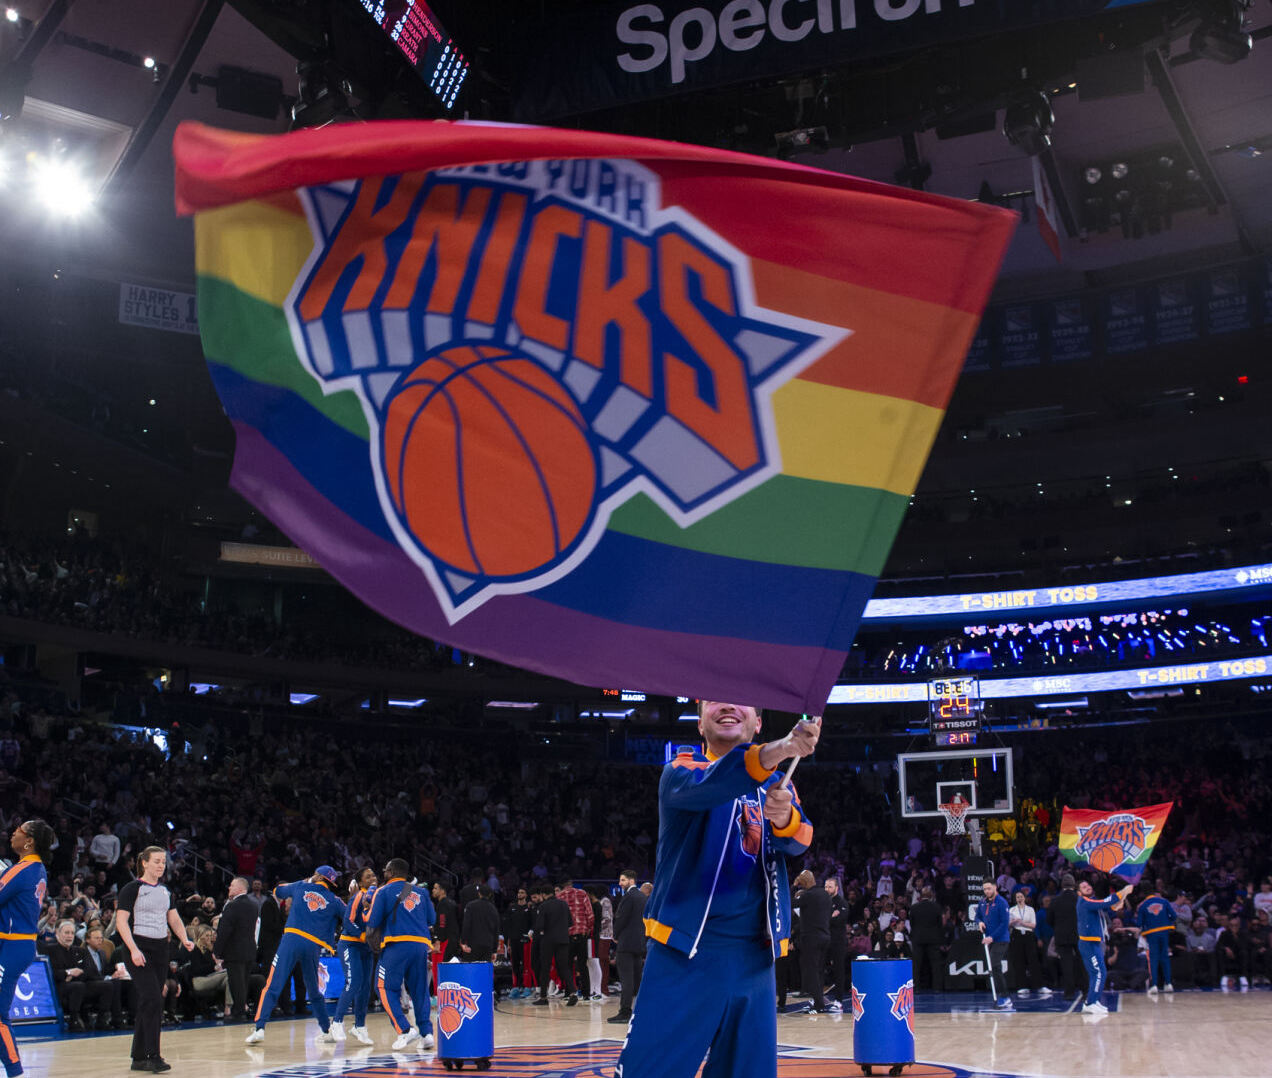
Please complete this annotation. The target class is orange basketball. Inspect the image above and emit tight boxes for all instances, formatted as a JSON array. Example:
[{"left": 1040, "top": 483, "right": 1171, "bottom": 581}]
[
  {"left": 382, "top": 345, "right": 597, "bottom": 578},
  {"left": 1087, "top": 842, "right": 1124, "bottom": 873},
  {"left": 438, "top": 1005, "right": 462, "bottom": 1036}
]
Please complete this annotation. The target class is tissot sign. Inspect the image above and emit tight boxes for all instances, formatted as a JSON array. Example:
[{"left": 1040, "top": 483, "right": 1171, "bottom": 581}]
[{"left": 512, "top": 0, "right": 1162, "bottom": 120}]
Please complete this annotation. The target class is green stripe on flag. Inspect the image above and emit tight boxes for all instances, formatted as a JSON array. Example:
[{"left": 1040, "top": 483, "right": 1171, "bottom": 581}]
[
  {"left": 197, "top": 275, "right": 370, "bottom": 442},
  {"left": 607, "top": 477, "right": 909, "bottom": 575}
]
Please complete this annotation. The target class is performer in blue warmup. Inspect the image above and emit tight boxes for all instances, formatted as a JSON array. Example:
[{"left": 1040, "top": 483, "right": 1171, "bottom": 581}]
[
  {"left": 1135, "top": 887, "right": 1177, "bottom": 995},
  {"left": 366, "top": 858, "right": 437, "bottom": 1051},
  {"left": 614, "top": 701, "right": 819, "bottom": 1078},
  {"left": 333, "top": 866, "right": 378, "bottom": 1044},
  {"left": 1077, "top": 878, "right": 1133, "bottom": 1015},
  {"left": 246, "top": 866, "right": 346, "bottom": 1045},
  {"left": 0, "top": 820, "right": 55, "bottom": 1078},
  {"left": 976, "top": 880, "right": 1013, "bottom": 1010}
]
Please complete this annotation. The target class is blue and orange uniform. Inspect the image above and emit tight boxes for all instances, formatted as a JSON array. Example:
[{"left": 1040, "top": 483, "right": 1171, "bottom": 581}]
[
  {"left": 254, "top": 875, "right": 345, "bottom": 1033},
  {"left": 365, "top": 877, "right": 436, "bottom": 1038},
  {"left": 0, "top": 855, "right": 46, "bottom": 1077},
  {"left": 1077, "top": 892, "right": 1119, "bottom": 1006},
  {"left": 615, "top": 742, "right": 811, "bottom": 1078},
  {"left": 335, "top": 884, "right": 376, "bottom": 1027},
  {"left": 1136, "top": 894, "right": 1177, "bottom": 990}
]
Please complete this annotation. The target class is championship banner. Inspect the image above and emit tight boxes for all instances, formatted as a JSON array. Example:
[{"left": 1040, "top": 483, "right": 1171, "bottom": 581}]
[
  {"left": 1059, "top": 802, "right": 1173, "bottom": 882},
  {"left": 174, "top": 120, "right": 1014, "bottom": 712}
]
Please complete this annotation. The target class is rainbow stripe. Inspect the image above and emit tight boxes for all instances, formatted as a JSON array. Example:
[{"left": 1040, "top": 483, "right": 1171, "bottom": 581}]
[
  {"left": 176, "top": 120, "right": 1015, "bottom": 712},
  {"left": 1059, "top": 802, "right": 1174, "bottom": 882}
]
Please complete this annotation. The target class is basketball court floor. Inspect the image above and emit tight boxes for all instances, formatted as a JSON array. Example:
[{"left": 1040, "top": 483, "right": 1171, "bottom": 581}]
[{"left": 16, "top": 987, "right": 1267, "bottom": 1077}]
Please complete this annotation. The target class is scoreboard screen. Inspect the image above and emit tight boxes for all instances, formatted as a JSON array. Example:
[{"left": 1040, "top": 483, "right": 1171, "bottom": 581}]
[{"left": 356, "top": 1, "right": 469, "bottom": 110}]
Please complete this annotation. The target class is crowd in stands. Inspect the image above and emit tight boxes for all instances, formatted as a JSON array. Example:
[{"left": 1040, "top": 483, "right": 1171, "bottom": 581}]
[{"left": 3, "top": 670, "right": 1271, "bottom": 1033}]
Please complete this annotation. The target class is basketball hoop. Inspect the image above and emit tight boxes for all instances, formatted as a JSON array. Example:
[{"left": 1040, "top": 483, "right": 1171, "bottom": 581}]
[{"left": 939, "top": 800, "right": 969, "bottom": 835}]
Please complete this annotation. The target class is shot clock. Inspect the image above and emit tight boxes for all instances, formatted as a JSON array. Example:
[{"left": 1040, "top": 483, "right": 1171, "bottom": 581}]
[{"left": 928, "top": 676, "right": 982, "bottom": 745}]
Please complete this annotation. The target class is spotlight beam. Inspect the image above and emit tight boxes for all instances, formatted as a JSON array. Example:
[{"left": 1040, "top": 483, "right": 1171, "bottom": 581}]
[{"left": 1145, "top": 48, "right": 1252, "bottom": 254}]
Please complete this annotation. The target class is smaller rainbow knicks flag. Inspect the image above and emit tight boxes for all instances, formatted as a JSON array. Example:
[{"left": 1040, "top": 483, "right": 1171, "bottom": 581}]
[
  {"left": 174, "top": 120, "right": 1015, "bottom": 712},
  {"left": 1059, "top": 802, "right": 1173, "bottom": 882}
]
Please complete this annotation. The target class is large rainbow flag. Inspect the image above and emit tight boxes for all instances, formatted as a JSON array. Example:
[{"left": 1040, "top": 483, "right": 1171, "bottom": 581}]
[
  {"left": 1059, "top": 802, "right": 1174, "bottom": 881},
  {"left": 174, "top": 121, "right": 1015, "bottom": 712}
]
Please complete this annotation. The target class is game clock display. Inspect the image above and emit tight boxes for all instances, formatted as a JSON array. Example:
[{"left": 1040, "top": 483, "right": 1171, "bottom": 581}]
[
  {"left": 928, "top": 676, "right": 982, "bottom": 731},
  {"left": 357, "top": 0, "right": 469, "bottom": 110},
  {"left": 934, "top": 730, "right": 979, "bottom": 747}
]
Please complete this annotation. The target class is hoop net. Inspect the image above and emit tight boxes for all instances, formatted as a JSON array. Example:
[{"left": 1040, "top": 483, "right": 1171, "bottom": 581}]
[{"left": 939, "top": 800, "right": 969, "bottom": 835}]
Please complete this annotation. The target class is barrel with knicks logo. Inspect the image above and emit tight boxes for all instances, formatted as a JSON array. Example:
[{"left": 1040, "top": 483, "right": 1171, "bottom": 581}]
[
  {"left": 437, "top": 961, "right": 494, "bottom": 1065},
  {"left": 851, "top": 957, "right": 916, "bottom": 1067}
]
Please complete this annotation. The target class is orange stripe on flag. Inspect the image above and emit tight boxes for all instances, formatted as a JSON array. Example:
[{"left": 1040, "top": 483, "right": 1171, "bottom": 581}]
[{"left": 752, "top": 259, "right": 979, "bottom": 412}]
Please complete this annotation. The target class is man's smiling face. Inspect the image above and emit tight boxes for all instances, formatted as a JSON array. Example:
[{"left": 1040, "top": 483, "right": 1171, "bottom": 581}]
[{"left": 698, "top": 701, "right": 762, "bottom": 754}]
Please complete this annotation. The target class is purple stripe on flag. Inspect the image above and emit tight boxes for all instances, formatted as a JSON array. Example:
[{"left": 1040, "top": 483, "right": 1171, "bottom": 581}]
[{"left": 230, "top": 423, "right": 842, "bottom": 711}]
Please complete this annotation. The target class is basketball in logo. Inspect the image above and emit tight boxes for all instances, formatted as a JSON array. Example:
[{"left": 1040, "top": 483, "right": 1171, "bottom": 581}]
[
  {"left": 1086, "top": 842, "right": 1123, "bottom": 873},
  {"left": 381, "top": 344, "right": 598, "bottom": 578},
  {"left": 438, "top": 1004, "right": 464, "bottom": 1036}
]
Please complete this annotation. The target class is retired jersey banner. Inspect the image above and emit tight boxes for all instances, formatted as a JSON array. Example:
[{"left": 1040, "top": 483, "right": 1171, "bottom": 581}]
[
  {"left": 174, "top": 120, "right": 1014, "bottom": 712},
  {"left": 1059, "top": 802, "right": 1173, "bottom": 881}
]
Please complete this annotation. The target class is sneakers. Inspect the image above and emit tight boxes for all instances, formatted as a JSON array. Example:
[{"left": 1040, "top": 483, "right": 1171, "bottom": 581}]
[
  {"left": 566, "top": 994, "right": 579, "bottom": 1007},
  {"left": 532, "top": 997, "right": 549, "bottom": 1006},
  {"left": 315, "top": 1027, "right": 337, "bottom": 1044},
  {"left": 1240, "top": 976, "right": 1250, "bottom": 989},
  {"left": 1037, "top": 987, "right": 1053, "bottom": 997},
  {"left": 330, "top": 1021, "right": 346, "bottom": 1042},
  {"left": 1164, "top": 983, "right": 1174, "bottom": 993},
  {"left": 1147, "top": 985, "right": 1158, "bottom": 996},
  {"left": 349, "top": 1025, "right": 374, "bottom": 1045},
  {"left": 244, "top": 1027, "right": 264, "bottom": 1045},
  {"left": 994, "top": 998, "right": 1014, "bottom": 1010},
  {"left": 421, "top": 1033, "right": 435, "bottom": 1049},
  {"left": 588, "top": 994, "right": 604, "bottom": 1002},
  {"left": 607, "top": 1011, "right": 632, "bottom": 1025},
  {"left": 1081, "top": 1002, "right": 1108, "bottom": 1015},
  {"left": 392, "top": 1027, "right": 421, "bottom": 1051},
  {"left": 825, "top": 1000, "right": 843, "bottom": 1013},
  {"left": 1016, "top": 988, "right": 1030, "bottom": 997}
]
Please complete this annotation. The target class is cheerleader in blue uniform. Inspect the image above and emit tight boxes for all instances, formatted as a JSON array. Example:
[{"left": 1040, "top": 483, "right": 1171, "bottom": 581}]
[{"left": 0, "top": 819, "right": 55, "bottom": 1078}]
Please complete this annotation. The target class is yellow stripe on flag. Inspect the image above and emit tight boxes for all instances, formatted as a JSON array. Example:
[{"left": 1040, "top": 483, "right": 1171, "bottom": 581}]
[
  {"left": 195, "top": 200, "right": 314, "bottom": 309},
  {"left": 774, "top": 380, "right": 944, "bottom": 496}
]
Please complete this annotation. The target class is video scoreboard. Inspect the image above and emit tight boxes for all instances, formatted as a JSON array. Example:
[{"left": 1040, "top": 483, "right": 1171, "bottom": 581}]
[{"left": 356, "top": 1, "right": 469, "bottom": 110}]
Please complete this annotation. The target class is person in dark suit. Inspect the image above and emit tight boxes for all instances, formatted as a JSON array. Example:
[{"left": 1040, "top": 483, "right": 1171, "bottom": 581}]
[
  {"left": 254, "top": 885, "right": 287, "bottom": 1014},
  {"left": 909, "top": 887, "right": 945, "bottom": 991},
  {"left": 432, "top": 881, "right": 461, "bottom": 961},
  {"left": 460, "top": 886, "right": 501, "bottom": 963},
  {"left": 532, "top": 885, "right": 575, "bottom": 1005},
  {"left": 79, "top": 925, "right": 126, "bottom": 1029},
  {"left": 824, "top": 877, "right": 848, "bottom": 1005},
  {"left": 792, "top": 871, "right": 834, "bottom": 1013},
  {"left": 41, "top": 920, "right": 98, "bottom": 1031},
  {"left": 1050, "top": 873, "right": 1084, "bottom": 1000},
  {"left": 215, "top": 877, "right": 262, "bottom": 1021},
  {"left": 608, "top": 870, "right": 646, "bottom": 1024}
]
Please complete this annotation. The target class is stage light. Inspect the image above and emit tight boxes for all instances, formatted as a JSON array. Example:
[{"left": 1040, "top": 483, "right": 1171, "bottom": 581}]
[
  {"left": 143, "top": 56, "right": 156, "bottom": 69},
  {"left": 4, "top": 8, "right": 18, "bottom": 23},
  {"left": 33, "top": 158, "right": 94, "bottom": 217},
  {"left": 1111, "top": 162, "right": 1129, "bottom": 180},
  {"left": 1002, "top": 92, "right": 1053, "bottom": 157},
  {"left": 1084, "top": 167, "right": 1102, "bottom": 185}
]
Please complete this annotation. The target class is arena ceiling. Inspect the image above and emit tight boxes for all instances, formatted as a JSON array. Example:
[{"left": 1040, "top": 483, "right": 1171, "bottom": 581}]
[{"left": 0, "top": 0, "right": 1269, "bottom": 299}]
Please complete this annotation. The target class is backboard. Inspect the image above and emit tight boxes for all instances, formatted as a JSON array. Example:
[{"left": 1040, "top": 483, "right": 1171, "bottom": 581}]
[{"left": 898, "top": 747, "right": 1014, "bottom": 819}]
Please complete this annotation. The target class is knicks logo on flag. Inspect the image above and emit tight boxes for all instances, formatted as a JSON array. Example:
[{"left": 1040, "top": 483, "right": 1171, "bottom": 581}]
[
  {"left": 437, "top": 980, "right": 481, "bottom": 1036},
  {"left": 402, "top": 889, "right": 421, "bottom": 912},
  {"left": 285, "top": 160, "right": 845, "bottom": 621},
  {"left": 1074, "top": 813, "right": 1154, "bottom": 874},
  {"left": 303, "top": 891, "right": 328, "bottom": 912},
  {"left": 851, "top": 985, "right": 866, "bottom": 1022},
  {"left": 888, "top": 978, "right": 915, "bottom": 1034}
]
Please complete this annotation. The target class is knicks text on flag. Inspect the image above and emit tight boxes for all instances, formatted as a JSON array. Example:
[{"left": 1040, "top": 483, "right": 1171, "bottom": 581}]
[
  {"left": 285, "top": 159, "right": 846, "bottom": 620},
  {"left": 1074, "top": 813, "right": 1154, "bottom": 866}
]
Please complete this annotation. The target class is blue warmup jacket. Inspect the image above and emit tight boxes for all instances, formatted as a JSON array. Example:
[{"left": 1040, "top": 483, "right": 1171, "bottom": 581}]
[
  {"left": 1077, "top": 893, "right": 1119, "bottom": 943},
  {"left": 275, "top": 878, "right": 345, "bottom": 953},
  {"left": 340, "top": 885, "right": 376, "bottom": 947},
  {"left": 1136, "top": 894, "right": 1177, "bottom": 937},
  {"left": 0, "top": 856, "right": 46, "bottom": 941},
  {"left": 641, "top": 743, "right": 812, "bottom": 961},
  {"left": 365, "top": 878, "right": 436, "bottom": 946},
  {"left": 975, "top": 893, "right": 1010, "bottom": 942}
]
